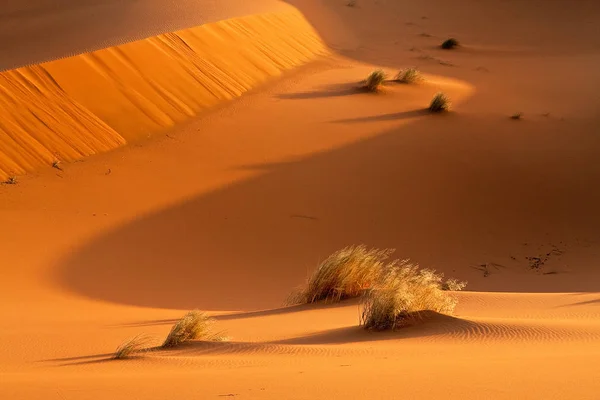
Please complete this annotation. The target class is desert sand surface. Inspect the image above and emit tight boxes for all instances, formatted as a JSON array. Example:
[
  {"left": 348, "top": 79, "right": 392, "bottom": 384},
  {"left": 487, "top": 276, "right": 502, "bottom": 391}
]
[
  {"left": 0, "top": 7, "right": 328, "bottom": 180},
  {"left": 0, "top": 0, "right": 291, "bottom": 71},
  {"left": 2, "top": 0, "right": 600, "bottom": 399}
]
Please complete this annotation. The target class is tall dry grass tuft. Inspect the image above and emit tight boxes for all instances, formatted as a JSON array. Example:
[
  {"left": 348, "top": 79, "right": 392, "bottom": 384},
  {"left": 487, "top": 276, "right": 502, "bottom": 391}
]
[
  {"left": 395, "top": 67, "right": 423, "bottom": 84},
  {"left": 441, "top": 38, "right": 460, "bottom": 50},
  {"left": 360, "top": 261, "right": 466, "bottom": 331},
  {"left": 114, "top": 334, "right": 155, "bottom": 359},
  {"left": 363, "top": 70, "right": 387, "bottom": 92},
  {"left": 162, "top": 310, "right": 225, "bottom": 348},
  {"left": 287, "top": 245, "right": 394, "bottom": 305},
  {"left": 429, "top": 92, "right": 451, "bottom": 112}
]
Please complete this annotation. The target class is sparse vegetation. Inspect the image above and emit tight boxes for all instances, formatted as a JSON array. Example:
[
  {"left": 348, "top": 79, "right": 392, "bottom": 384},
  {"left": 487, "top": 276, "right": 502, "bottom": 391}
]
[
  {"left": 429, "top": 92, "right": 451, "bottom": 112},
  {"left": 114, "top": 334, "right": 154, "bottom": 359},
  {"left": 287, "top": 245, "right": 394, "bottom": 305},
  {"left": 360, "top": 261, "right": 466, "bottom": 331},
  {"left": 363, "top": 70, "right": 387, "bottom": 92},
  {"left": 510, "top": 112, "right": 523, "bottom": 120},
  {"left": 441, "top": 38, "right": 459, "bottom": 50},
  {"left": 162, "top": 310, "right": 225, "bottom": 348},
  {"left": 3, "top": 176, "right": 17, "bottom": 185},
  {"left": 395, "top": 67, "right": 423, "bottom": 84}
]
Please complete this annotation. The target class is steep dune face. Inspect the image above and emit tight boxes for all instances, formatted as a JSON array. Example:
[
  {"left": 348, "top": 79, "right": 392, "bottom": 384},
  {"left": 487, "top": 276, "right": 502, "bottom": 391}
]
[
  {"left": 0, "top": 10, "right": 328, "bottom": 180},
  {"left": 0, "top": 67, "right": 126, "bottom": 179}
]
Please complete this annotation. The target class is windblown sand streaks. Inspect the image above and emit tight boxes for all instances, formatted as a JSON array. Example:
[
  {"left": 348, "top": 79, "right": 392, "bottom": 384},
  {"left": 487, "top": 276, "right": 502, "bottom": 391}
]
[
  {"left": 0, "top": 10, "right": 328, "bottom": 180},
  {"left": 0, "top": 66, "right": 125, "bottom": 179}
]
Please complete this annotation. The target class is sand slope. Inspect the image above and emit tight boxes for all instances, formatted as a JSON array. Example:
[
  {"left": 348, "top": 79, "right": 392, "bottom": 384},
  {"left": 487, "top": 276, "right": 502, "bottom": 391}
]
[
  {"left": 1, "top": 0, "right": 600, "bottom": 399},
  {"left": 0, "top": 9, "right": 328, "bottom": 180},
  {"left": 0, "top": 0, "right": 290, "bottom": 71}
]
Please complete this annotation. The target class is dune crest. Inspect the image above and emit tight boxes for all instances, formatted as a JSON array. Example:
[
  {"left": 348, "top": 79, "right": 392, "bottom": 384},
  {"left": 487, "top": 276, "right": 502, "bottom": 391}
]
[{"left": 0, "top": 10, "right": 328, "bottom": 180}]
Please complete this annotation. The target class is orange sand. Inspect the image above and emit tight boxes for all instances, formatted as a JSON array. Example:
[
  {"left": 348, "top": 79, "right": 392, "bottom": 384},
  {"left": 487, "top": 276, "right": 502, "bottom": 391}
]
[
  {"left": 1, "top": 0, "right": 600, "bottom": 399},
  {"left": 0, "top": 9, "right": 328, "bottom": 180}
]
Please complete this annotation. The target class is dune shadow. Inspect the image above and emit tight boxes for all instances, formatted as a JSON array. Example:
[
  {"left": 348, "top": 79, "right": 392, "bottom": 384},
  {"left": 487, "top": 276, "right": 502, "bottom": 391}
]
[{"left": 54, "top": 109, "right": 600, "bottom": 311}]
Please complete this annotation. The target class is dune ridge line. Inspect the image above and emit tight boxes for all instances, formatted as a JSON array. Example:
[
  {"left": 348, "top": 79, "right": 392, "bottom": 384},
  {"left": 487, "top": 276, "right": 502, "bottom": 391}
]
[{"left": 0, "top": 10, "right": 329, "bottom": 181}]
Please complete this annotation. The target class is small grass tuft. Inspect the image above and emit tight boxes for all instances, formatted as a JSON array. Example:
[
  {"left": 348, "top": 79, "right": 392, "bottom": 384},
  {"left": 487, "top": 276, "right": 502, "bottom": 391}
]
[
  {"left": 360, "top": 261, "right": 466, "bottom": 331},
  {"left": 363, "top": 69, "right": 387, "bottom": 92},
  {"left": 4, "top": 176, "right": 17, "bottom": 185},
  {"left": 510, "top": 112, "right": 523, "bottom": 120},
  {"left": 441, "top": 278, "right": 468, "bottom": 291},
  {"left": 429, "top": 92, "right": 451, "bottom": 112},
  {"left": 441, "top": 38, "right": 460, "bottom": 50},
  {"left": 114, "top": 334, "right": 154, "bottom": 359},
  {"left": 395, "top": 67, "right": 423, "bottom": 84},
  {"left": 162, "top": 310, "right": 225, "bottom": 348},
  {"left": 287, "top": 245, "right": 394, "bottom": 305}
]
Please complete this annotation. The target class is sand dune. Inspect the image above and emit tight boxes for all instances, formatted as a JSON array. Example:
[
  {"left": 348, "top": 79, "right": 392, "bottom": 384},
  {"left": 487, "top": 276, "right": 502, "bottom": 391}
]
[
  {"left": 0, "top": 0, "right": 289, "bottom": 70},
  {"left": 1, "top": 0, "right": 600, "bottom": 398},
  {"left": 0, "top": 9, "right": 328, "bottom": 180}
]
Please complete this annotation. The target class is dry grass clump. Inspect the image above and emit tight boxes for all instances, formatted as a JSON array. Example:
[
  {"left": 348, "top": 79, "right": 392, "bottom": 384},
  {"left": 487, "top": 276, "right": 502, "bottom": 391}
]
[
  {"left": 360, "top": 261, "right": 466, "bottom": 331},
  {"left": 288, "top": 245, "right": 394, "bottom": 305},
  {"left": 363, "top": 69, "right": 387, "bottom": 92},
  {"left": 395, "top": 67, "right": 423, "bottom": 84},
  {"left": 3, "top": 176, "right": 17, "bottom": 185},
  {"left": 429, "top": 92, "right": 451, "bottom": 112},
  {"left": 510, "top": 112, "right": 523, "bottom": 120},
  {"left": 162, "top": 310, "right": 225, "bottom": 348},
  {"left": 114, "top": 334, "right": 154, "bottom": 359},
  {"left": 441, "top": 38, "right": 460, "bottom": 50}
]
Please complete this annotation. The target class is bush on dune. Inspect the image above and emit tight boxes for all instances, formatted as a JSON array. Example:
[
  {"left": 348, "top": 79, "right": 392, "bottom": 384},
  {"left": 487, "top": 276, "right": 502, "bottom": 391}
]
[
  {"left": 363, "top": 69, "right": 387, "bottom": 92},
  {"left": 429, "top": 92, "right": 451, "bottom": 112},
  {"left": 287, "top": 245, "right": 394, "bottom": 305},
  {"left": 360, "top": 261, "right": 466, "bottom": 331},
  {"left": 441, "top": 38, "right": 460, "bottom": 50},
  {"left": 395, "top": 67, "right": 423, "bottom": 84},
  {"left": 162, "top": 310, "right": 225, "bottom": 348},
  {"left": 114, "top": 334, "right": 154, "bottom": 359}
]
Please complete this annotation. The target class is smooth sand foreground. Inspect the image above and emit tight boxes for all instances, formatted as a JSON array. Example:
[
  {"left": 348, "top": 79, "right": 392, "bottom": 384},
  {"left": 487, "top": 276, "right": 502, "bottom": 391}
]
[{"left": 1, "top": 0, "right": 600, "bottom": 399}]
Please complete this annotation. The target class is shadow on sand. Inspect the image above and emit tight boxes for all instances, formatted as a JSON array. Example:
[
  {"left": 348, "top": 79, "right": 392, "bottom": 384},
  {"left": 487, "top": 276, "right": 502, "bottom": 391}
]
[
  {"left": 53, "top": 109, "right": 600, "bottom": 312},
  {"left": 115, "top": 300, "right": 358, "bottom": 328},
  {"left": 278, "top": 82, "right": 372, "bottom": 100},
  {"left": 332, "top": 109, "right": 430, "bottom": 123}
]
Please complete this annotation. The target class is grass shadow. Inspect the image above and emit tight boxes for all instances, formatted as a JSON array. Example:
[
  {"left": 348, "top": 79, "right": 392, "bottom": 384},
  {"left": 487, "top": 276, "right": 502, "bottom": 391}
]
[
  {"left": 278, "top": 82, "right": 374, "bottom": 100},
  {"left": 271, "top": 312, "right": 475, "bottom": 345},
  {"left": 117, "top": 299, "right": 359, "bottom": 328},
  {"left": 333, "top": 109, "right": 430, "bottom": 124}
]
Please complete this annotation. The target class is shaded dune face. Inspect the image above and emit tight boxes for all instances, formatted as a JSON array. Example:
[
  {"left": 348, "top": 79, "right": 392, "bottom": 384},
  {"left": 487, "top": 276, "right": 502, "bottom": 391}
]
[
  {"left": 55, "top": 112, "right": 600, "bottom": 311},
  {"left": 0, "top": 0, "right": 287, "bottom": 71}
]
